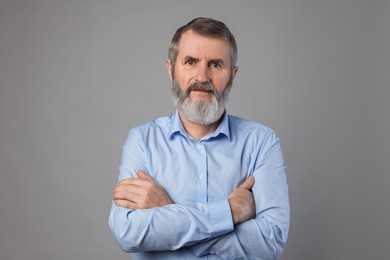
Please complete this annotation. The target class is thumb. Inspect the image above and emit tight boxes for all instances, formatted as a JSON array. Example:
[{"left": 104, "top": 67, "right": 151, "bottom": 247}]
[
  {"left": 137, "top": 170, "right": 152, "bottom": 180},
  {"left": 238, "top": 176, "right": 255, "bottom": 190}
]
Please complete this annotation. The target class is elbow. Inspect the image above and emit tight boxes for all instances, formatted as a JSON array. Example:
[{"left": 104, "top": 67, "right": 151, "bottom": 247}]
[
  {"left": 109, "top": 222, "right": 141, "bottom": 253},
  {"left": 116, "top": 239, "right": 138, "bottom": 254},
  {"left": 273, "top": 238, "right": 287, "bottom": 259},
  {"left": 253, "top": 218, "right": 288, "bottom": 259},
  {"left": 108, "top": 211, "right": 140, "bottom": 253},
  {"left": 257, "top": 233, "right": 287, "bottom": 260},
  {"left": 112, "top": 235, "right": 134, "bottom": 253},
  {"left": 265, "top": 224, "right": 289, "bottom": 259}
]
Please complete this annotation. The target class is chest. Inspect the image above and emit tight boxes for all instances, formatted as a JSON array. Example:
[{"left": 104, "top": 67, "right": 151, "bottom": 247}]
[{"left": 144, "top": 138, "right": 256, "bottom": 203}]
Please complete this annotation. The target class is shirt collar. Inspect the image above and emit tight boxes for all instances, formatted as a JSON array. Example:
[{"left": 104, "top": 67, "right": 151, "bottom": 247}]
[
  {"left": 169, "top": 110, "right": 187, "bottom": 138},
  {"left": 168, "top": 110, "right": 231, "bottom": 141}
]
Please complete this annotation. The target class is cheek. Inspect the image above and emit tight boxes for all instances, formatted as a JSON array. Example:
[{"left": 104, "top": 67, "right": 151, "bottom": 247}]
[
  {"left": 174, "top": 69, "right": 191, "bottom": 86},
  {"left": 213, "top": 75, "right": 231, "bottom": 91},
  {"left": 173, "top": 74, "right": 190, "bottom": 94}
]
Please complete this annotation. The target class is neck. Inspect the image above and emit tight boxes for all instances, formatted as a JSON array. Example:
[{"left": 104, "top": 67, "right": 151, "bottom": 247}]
[{"left": 179, "top": 111, "right": 222, "bottom": 141}]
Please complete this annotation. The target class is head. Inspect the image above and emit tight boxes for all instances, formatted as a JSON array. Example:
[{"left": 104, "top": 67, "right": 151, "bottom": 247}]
[
  {"left": 166, "top": 17, "right": 239, "bottom": 125},
  {"left": 168, "top": 17, "right": 238, "bottom": 73}
]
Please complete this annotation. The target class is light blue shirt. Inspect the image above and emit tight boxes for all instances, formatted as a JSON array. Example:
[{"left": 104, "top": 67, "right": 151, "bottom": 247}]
[{"left": 109, "top": 111, "right": 290, "bottom": 259}]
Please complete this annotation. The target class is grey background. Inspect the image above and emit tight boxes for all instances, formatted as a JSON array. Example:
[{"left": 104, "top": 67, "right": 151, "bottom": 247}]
[{"left": 0, "top": 0, "right": 389, "bottom": 259}]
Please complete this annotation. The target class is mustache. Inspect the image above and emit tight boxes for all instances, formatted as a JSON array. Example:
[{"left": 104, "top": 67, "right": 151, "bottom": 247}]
[{"left": 186, "top": 82, "right": 216, "bottom": 95}]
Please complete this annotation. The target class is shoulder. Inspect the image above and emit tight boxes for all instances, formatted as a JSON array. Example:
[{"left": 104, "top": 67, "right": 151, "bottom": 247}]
[
  {"left": 227, "top": 114, "right": 282, "bottom": 155},
  {"left": 228, "top": 114, "right": 276, "bottom": 138},
  {"left": 123, "top": 114, "right": 174, "bottom": 146},
  {"left": 131, "top": 114, "right": 173, "bottom": 133}
]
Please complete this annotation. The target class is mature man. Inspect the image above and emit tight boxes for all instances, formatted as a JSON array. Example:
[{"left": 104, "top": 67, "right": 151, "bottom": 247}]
[{"left": 109, "top": 17, "right": 289, "bottom": 259}]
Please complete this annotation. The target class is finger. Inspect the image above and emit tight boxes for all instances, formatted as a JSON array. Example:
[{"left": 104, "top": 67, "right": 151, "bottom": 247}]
[
  {"left": 117, "top": 177, "right": 145, "bottom": 186},
  {"left": 112, "top": 189, "right": 139, "bottom": 201},
  {"left": 114, "top": 185, "right": 147, "bottom": 199},
  {"left": 239, "top": 176, "right": 255, "bottom": 190},
  {"left": 114, "top": 199, "right": 138, "bottom": 210},
  {"left": 137, "top": 170, "right": 152, "bottom": 181},
  {"left": 114, "top": 185, "right": 139, "bottom": 194}
]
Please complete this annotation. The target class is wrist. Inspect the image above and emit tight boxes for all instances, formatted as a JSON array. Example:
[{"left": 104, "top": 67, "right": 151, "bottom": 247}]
[{"left": 228, "top": 197, "right": 238, "bottom": 225}]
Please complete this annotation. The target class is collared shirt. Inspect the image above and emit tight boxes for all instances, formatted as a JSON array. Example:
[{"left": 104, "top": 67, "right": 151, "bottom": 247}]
[{"left": 109, "top": 111, "right": 290, "bottom": 260}]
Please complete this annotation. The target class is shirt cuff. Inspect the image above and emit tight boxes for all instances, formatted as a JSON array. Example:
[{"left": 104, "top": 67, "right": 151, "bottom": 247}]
[{"left": 208, "top": 199, "right": 234, "bottom": 236}]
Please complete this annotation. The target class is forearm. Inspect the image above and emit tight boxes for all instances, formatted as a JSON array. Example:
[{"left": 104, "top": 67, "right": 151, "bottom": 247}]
[
  {"left": 190, "top": 211, "right": 289, "bottom": 260},
  {"left": 190, "top": 141, "right": 290, "bottom": 259},
  {"left": 108, "top": 199, "right": 234, "bottom": 252}
]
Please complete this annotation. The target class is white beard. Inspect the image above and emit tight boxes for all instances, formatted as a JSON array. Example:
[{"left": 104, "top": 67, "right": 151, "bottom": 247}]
[{"left": 171, "top": 78, "right": 231, "bottom": 125}]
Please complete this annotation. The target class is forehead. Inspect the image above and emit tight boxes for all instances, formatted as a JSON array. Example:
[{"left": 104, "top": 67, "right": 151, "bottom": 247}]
[{"left": 177, "top": 30, "right": 231, "bottom": 61}]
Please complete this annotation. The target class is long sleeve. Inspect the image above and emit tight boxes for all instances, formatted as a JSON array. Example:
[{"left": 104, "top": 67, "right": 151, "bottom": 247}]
[
  {"left": 108, "top": 128, "right": 235, "bottom": 252},
  {"left": 189, "top": 132, "right": 290, "bottom": 260},
  {"left": 109, "top": 200, "right": 234, "bottom": 252},
  {"left": 108, "top": 114, "right": 290, "bottom": 259}
]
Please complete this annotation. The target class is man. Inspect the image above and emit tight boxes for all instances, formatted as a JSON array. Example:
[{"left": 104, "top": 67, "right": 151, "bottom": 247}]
[{"left": 109, "top": 17, "right": 289, "bottom": 259}]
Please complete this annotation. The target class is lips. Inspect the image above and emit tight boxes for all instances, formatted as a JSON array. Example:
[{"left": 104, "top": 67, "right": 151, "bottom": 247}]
[
  {"left": 191, "top": 89, "right": 214, "bottom": 96},
  {"left": 192, "top": 89, "right": 212, "bottom": 92}
]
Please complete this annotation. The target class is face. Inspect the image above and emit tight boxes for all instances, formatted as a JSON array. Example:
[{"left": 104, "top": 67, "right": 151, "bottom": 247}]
[{"left": 167, "top": 29, "right": 238, "bottom": 125}]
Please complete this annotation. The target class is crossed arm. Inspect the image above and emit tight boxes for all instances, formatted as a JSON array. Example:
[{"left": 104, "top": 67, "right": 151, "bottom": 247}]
[
  {"left": 110, "top": 168, "right": 288, "bottom": 259},
  {"left": 109, "top": 131, "right": 289, "bottom": 258},
  {"left": 112, "top": 170, "right": 256, "bottom": 225}
]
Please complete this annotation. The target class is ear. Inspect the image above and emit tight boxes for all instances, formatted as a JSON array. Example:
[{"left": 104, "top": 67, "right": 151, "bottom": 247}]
[
  {"left": 165, "top": 59, "right": 173, "bottom": 82},
  {"left": 232, "top": 66, "right": 239, "bottom": 80}
]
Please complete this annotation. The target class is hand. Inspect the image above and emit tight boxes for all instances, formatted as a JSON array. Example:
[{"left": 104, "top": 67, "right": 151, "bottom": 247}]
[
  {"left": 112, "top": 170, "right": 174, "bottom": 210},
  {"left": 228, "top": 176, "right": 256, "bottom": 225}
]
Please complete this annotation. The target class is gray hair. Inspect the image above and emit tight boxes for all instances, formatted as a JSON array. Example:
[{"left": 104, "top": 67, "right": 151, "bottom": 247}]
[{"left": 168, "top": 17, "right": 238, "bottom": 72}]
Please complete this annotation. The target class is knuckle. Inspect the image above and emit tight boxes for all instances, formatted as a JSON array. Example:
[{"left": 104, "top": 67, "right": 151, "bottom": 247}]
[{"left": 114, "top": 199, "right": 121, "bottom": 207}]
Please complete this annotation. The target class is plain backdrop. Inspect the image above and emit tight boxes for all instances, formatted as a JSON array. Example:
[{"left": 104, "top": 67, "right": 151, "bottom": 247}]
[{"left": 0, "top": 1, "right": 389, "bottom": 259}]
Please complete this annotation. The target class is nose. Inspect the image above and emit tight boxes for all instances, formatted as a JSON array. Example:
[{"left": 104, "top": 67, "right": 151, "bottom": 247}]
[{"left": 195, "top": 62, "right": 210, "bottom": 83}]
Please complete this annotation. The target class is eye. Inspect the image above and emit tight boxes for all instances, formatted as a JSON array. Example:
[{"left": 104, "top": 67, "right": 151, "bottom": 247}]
[
  {"left": 185, "top": 59, "right": 195, "bottom": 65},
  {"left": 209, "top": 62, "right": 221, "bottom": 69}
]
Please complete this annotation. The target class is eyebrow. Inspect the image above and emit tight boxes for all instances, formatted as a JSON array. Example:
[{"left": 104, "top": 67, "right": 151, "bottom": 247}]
[
  {"left": 183, "top": 56, "right": 225, "bottom": 65},
  {"left": 208, "top": 58, "right": 225, "bottom": 65},
  {"left": 183, "top": 56, "right": 199, "bottom": 62}
]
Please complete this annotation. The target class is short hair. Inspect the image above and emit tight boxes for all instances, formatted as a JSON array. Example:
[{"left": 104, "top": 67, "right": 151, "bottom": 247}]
[{"left": 168, "top": 17, "right": 238, "bottom": 71}]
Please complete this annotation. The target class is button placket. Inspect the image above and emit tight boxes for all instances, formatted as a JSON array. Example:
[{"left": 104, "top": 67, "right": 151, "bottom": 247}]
[{"left": 196, "top": 142, "right": 208, "bottom": 202}]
